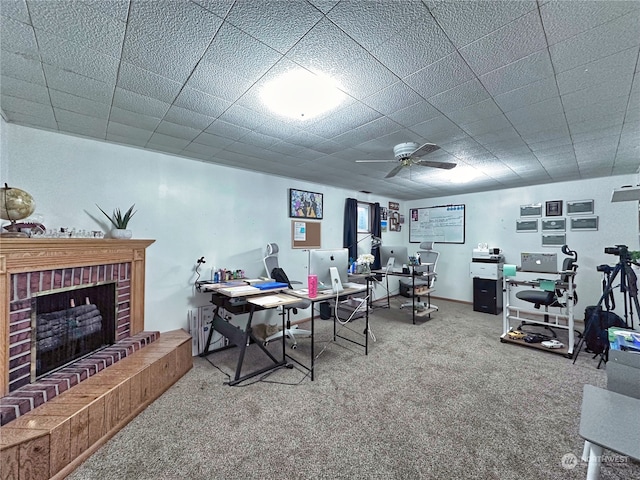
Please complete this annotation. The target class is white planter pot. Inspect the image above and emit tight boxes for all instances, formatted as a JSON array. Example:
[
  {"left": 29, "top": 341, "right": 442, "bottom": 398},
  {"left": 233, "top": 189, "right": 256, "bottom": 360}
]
[{"left": 110, "top": 228, "right": 132, "bottom": 239}]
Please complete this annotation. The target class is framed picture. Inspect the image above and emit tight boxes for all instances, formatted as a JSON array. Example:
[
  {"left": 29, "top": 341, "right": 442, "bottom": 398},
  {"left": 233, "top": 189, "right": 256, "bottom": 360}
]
[
  {"left": 570, "top": 216, "right": 599, "bottom": 231},
  {"left": 541, "top": 218, "right": 566, "bottom": 232},
  {"left": 542, "top": 233, "right": 566, "bottom": 247},
  {"left": 567, "top": 199, "right": 594, "bottom": 215},
  {"left": 516, "top": 219, "right": 538, "bottom": 232},
  {"left": 289, "top": 189, "right": 323, "bottom": 219},
  {"left": 545, "top": 200, "right": 563, "bottom": 216},
  {"left": 520, "top": 204, "right": 542, "bottom": 217}
]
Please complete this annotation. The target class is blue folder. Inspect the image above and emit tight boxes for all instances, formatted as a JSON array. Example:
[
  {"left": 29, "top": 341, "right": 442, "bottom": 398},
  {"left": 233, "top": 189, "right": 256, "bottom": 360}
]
[{"left": 255, "top": 282, "right": 289, "bottom": 290}]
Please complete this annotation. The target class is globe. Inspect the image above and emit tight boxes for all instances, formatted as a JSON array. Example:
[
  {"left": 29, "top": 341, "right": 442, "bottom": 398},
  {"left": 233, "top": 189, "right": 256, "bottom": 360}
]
[{"left": 1, "top": 184, "right": 36, "bottom": 237}]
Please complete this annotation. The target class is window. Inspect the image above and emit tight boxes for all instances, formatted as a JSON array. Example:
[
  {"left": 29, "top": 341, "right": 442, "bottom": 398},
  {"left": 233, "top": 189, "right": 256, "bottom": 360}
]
[{"left": 357, "top": 202, "right": 371, "bottom": 233}]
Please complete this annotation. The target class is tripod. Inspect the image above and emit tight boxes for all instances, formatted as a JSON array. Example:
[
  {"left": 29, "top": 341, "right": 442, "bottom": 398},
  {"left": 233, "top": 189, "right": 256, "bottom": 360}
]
[{"left": 573, "top": 245, "right": 639, "bottom": 365}]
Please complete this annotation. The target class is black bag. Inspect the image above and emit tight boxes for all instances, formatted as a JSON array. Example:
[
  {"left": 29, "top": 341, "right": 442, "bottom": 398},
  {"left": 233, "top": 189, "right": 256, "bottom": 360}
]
[
  {"left": 270, "top": 267, "right": 292, "bottom": 289},
  {"left": 583, "top": 306, "right": 627, "bottom": 354}
]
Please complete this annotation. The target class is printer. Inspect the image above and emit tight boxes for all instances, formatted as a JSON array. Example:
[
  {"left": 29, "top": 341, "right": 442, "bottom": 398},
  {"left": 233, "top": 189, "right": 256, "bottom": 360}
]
[{"left": 470, "top": 248, "right": 504, "bottom": 280}]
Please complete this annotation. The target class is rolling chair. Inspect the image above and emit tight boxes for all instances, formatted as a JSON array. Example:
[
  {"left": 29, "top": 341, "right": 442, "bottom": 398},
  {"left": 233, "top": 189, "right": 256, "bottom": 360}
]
[
  {"left": 515, "top": 244, "right": 578, "bottom": 338},
  {"left": 263, "top": 243, "right": 312, "bottom": 349},
  {"left": 399, "top": 242, "right": 439, "bottom": 311}
]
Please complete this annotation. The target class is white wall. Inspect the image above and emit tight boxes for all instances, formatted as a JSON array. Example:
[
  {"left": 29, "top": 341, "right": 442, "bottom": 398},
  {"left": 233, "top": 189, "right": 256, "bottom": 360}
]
[
  {"left": 1, "top": 121, "right": 398, "bottom": 332},
  {"left": 405, "top": 175, "right": 639, "bottom": 319}
]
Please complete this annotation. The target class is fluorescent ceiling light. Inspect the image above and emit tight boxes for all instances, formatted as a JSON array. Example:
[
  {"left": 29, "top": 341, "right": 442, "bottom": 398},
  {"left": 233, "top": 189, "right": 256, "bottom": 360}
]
[
  {"left": 261, "top": 70, "right": 346, "bottom": 120},
  {"left": 447, "top": 167, "right": 478, "bottom": 184}
]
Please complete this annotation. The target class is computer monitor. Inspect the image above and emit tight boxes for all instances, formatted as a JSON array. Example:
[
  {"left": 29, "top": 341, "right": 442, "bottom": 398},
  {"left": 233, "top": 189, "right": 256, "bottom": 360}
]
[
  {"left": 308, "top": 248, "right": 349, "bottom": 291},
  {"left": 379, "top": 245, "right": 408, "bottom": 272}
]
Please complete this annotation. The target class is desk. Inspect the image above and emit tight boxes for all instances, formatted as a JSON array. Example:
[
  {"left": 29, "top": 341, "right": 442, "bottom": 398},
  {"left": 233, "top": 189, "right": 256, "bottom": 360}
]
[
  {"left": 288, "top": 284, "right": 369, "bottom": 380},
  {"left": 198, "top": 282, "right": 302, "bottom": 386},
  {"left": 501, "top": 272, "right": 576, "bottom": 357},
  {"left": 370, "top": 264, "right": 436, "bottom": 324}
]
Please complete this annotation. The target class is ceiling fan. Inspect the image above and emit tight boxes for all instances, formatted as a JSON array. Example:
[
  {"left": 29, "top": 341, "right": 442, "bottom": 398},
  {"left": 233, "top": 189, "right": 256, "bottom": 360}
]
[{"left": 356, "top": 142, "right": 457, "bottom": 178}]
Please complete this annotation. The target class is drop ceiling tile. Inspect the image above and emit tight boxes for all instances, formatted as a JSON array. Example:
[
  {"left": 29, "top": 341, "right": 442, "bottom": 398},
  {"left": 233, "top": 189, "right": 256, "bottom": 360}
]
[
  {"left": 147, "top": 132, "right": 191, "bottom": 150},
  {"left": 225, "top": 0, "right": 322, "bottom": 54},
  {"left": 163, "top": 105, "right": 214, "bottom": 131},
  {"left": 185, "top": 61, "right": 256, "bottom": 103},
  {"left": 112, "top": 88, "right": 171, "bottom": 118},
  {"left": 1, "top": 93, "right": 54, "bottom": 118},
  {"left": 2, "top": 0, "right": 31, "bottom": 23},
  {"left": 460, "top": 113, "right": 513, "bottom": 137},
  {"left": 332, "top": 116, "right": 403, "bottom": 149},
  {"left": 202, "top": 22, "right": 281, "bottom": 82},
  {"left": 540, "top": 0, "right": 639, "bottom": 46},
  {"left": 493, "top": 75, "right": 559, "bottom": 113},
  {"left": 403, "top": 52, "right": 475, "bottom": 99},
  {"left": 146, "top": 143, "right": 185, "bottom": 156},
  {"left": 155, "top": 120, "right": 201, "bottom": 142},
  {"left": 569, "top": 112, "right": 625, "bottom": 137},
  {"left": 427, "top": 0, "right": 537, "bottom": 48},
  {"left": 459, "top": 10, "right": 546, "bottom": 76},
  {"left": 516, "top": 116, "right": 570, "bottom": 139},
  {"left": 328, "top": 0, "right": 428, "bottom": 51},
  {"left": 480, "top": 49, "right": 554, "bottom": 97},
  {"left": 555, "top": 47, "right": 638, "bottom": 95},
  {"left": 267, "top": 141, "right": 309, "bottom": 156},
  {"left": 82, "top": 0, "right": 130, "bottom": 21},
  {"left": 1, "top": 14, "right": 39, "bottom": 57},
  {"left": 0, "top": 50, "right": 46, "bottom": 85},
  {"left": 561, "top": 75, "right": 633, "bottom": 112},
  {"left": 204, "top": 119, "right": 252, "bottom": 141},
  {"left": 0, "top": 75, "right": 49, "bottom": 104},
  {"left": 36, "top": 30, "right": 119, "bottom": 83},
  {"left": 182, "top": 141, "right": 219, "bottom": 158},
  {"left": 192, "top": 131, "right": 235, "bottom": 149},
  {"left": 304, "top": 101, "right": 382, "bottom": 138},
  {"left": 49, "top": 89, "right": 110, "bottom": 118},
  {"left": 116, "top": 62, "right": 182, "bottom": 104},
  {"left": 58, "top": 121, "right": 106, "bottom": 139},
  {"left": 549, "top": 11, "right": 640, "bottom": 73},
  {"left": 565, "top": 95, "right": 630, "bottom": 125},
  {"left": 370, "top": 14, "right": 454, "bottom": 78},
  {"left": 386, "top": 101, "right": 441, "bottom": 128},
  {"left": 42, "top": 64, "right": 114, "bottom": 104},
  {"left": 505, "top": 97, "right": 564, "bottom": 126},
  {"left": 217, "top": 104, "right": 272, "bottom": 132},
  {"left": 173, "top": 88, "right": 231, "bottom": 119},
  {"left": 427, "top": 79, "right": 491, "bottom": 114},
  {"left": 239, "top": 131, "right": 280, "bottom": 149},
  {"left": 106, "top": 133, "right": 149, "bottom": 148},
  {"left": 192, "top": 0, "right": 234, "bottom": 17},
  {"left": 106, "top": 121, "right": 154, "bottom": 142},
  {"left": 28, "top": 0, "right": 126, "bottom": 57},
  {"left": 1, "top": 110, "right": 56, "bottom": 129},
  {"left": 362, "top": 82, "right": 424, "bottom": 116},
  {"left": 54, "top": 108, "right": 107, "bottom": 131},
  {"left": 109, "top": 106, "right": 162, "bottom": 131}
]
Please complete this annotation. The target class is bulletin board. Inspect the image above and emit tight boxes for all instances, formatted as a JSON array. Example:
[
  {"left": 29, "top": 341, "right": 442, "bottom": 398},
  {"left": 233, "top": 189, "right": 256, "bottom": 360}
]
[
  {"left": 409, "top": 204, "right": 465, "bottom": 244},
  {"left": 291, "top": 220, "right": 321, "bottom": 249}
]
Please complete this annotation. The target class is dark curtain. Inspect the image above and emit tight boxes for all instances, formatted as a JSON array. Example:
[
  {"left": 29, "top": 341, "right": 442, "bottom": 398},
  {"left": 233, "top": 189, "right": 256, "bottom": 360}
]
[
  {"left": 343, "top": 198, "right": 358, "bottom": 261},
  {"left": 371, "top": 202, "right": 382, "bottom": 270}
]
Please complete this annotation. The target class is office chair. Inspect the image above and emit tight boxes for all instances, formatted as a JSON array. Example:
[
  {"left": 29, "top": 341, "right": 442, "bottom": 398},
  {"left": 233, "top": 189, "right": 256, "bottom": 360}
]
[
  {"left": 399, "top": 242, "right": 439, "bottom": 310},
  {"left": 515, "top": 244, "right": 578, "bottom": 338},
  {"left": 263, "top": 243, "right": 312, "bottom": 349}
]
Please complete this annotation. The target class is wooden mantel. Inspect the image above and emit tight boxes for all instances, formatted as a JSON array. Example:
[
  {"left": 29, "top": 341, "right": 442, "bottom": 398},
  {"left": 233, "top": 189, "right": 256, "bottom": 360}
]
[{"left": 0, "top": 238, "right": 155, "bottom": 398}]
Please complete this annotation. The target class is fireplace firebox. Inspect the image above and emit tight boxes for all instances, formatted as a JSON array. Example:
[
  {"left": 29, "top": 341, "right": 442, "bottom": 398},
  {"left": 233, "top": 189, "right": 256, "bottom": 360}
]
[{"left": 32, "top": 282, "right": 117, "bottom": 380}]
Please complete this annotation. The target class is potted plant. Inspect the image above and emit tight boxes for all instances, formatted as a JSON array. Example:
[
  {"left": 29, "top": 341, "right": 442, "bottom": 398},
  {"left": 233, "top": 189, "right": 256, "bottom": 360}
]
[{"left": 97, "top": 204, "right": 136, "bottom": 239}]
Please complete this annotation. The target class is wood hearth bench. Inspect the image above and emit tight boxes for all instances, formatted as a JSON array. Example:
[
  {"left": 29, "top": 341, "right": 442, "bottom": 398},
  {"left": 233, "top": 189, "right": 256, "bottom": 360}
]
[{"left": 0, "top": 329, "right": 192, "bottom": 480}]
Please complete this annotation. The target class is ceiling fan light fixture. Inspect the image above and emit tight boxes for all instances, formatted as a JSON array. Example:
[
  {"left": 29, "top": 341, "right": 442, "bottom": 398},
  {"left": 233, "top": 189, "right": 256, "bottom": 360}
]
[{"left": 261, "top": 70, "right": 346, "bottom": 120}]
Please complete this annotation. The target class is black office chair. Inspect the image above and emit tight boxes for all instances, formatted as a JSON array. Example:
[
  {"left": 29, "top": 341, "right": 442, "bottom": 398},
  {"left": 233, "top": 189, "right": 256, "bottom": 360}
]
[
  {"left": 263, "top": 243, "right": 311, "bottom": 349},
  {"left": 516, "top": 244, "right": 578, "bottom": 337}
]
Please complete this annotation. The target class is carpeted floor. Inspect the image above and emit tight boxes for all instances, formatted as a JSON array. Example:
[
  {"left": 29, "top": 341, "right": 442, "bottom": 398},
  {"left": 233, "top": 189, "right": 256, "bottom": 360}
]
[{"left": 67, "top": 299, "right": 639, "bottom": 480}]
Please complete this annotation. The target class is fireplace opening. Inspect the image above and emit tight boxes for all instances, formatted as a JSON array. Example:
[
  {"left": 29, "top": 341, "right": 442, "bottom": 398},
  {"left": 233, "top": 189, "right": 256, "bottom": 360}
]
[{"left": 31, "top": 281, "right": 117, "bottom": 380}]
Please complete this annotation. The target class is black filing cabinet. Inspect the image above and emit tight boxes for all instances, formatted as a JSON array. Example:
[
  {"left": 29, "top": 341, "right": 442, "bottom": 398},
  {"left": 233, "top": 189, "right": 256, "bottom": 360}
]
[{"left": 473, "top": 277, "right": 502, "bottom": 315}]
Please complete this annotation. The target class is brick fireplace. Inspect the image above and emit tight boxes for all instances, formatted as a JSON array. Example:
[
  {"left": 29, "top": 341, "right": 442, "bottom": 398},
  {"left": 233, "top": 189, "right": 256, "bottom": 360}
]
[{"left": 0, "top": 238, "right": 154, "bottom": 398}]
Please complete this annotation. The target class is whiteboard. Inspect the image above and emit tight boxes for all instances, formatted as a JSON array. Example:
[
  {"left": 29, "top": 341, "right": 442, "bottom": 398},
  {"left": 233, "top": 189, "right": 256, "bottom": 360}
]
[{"left": 409, "top": 205, "right": 465, "bottom": 244}]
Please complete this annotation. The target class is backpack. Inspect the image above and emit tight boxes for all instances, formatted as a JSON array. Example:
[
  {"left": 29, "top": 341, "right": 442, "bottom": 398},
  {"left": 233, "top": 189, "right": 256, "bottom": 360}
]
[
  {"left": 583, "top": 306, "right": 627, "bottom": 354},
  {"left": 270, "top": 267, "right": 292, "bottom": 288}
]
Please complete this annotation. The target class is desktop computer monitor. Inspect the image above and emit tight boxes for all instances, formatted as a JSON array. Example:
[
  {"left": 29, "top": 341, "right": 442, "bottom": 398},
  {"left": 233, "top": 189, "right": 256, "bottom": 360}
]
[
  {"left": 379, "top": 245, "right": 408, "bottom": 272},
  {"left": 308, "top": 248, "right": 349, "bottom": 291}
]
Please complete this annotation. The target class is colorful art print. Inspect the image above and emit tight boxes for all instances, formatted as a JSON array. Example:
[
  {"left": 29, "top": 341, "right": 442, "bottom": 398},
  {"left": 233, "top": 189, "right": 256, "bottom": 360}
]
[
  {"left": 289, "top": 189, "right": 323, "bottom": 219},
  {"left": 388, "top": 202, "right": 400, "bottom": 210}
]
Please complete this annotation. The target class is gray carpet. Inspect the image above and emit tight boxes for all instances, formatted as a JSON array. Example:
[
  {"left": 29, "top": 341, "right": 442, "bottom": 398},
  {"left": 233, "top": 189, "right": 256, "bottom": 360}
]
[{"left": 67, "top": 299, "right": 639, "bottom": 480}]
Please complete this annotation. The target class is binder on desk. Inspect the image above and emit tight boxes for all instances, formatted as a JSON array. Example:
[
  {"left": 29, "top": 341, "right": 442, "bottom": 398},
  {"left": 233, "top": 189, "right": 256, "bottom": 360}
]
[{"left": 255, "top": 282, "right": 289, "bottom": 290}]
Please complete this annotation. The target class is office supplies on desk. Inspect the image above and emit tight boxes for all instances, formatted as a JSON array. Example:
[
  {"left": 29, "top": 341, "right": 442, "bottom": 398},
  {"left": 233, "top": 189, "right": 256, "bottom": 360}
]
[{"left": 217, "top": 285, "right": 262, "bottom": 296}]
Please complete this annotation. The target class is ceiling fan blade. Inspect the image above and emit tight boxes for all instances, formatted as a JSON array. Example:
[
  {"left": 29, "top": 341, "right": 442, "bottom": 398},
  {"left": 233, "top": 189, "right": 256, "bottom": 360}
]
[
  {"left": 411, "top": 142, "right": 440, "bottom": 157},
  {"left": 385, "top": 164, "right": 404, "bottom": 178},
  {"left": 355, "top": 159, "right": 395, "bottom": 163},
  {"left": 415, "top": 160, "right": 457, "bottom": 170}
]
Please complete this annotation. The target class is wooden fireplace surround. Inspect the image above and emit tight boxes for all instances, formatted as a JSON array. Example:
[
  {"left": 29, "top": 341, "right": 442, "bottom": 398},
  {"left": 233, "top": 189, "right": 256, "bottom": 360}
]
[{"left": 0, "top": 238, "right": 155, "bottom": 398}]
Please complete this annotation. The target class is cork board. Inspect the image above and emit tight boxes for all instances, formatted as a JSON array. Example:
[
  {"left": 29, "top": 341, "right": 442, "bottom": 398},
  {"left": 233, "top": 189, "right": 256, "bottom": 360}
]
[{"left": 291, "top": 220, "right": 321, "bottom": 249}]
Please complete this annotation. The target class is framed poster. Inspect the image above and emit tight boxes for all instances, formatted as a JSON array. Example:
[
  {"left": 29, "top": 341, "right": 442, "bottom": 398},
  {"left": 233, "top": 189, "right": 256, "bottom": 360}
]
[
  {"left": 516, "top": 219, "right": 538, "bottom": 232},
  {"left": 289, "top": 188, "right": 323, "bottom": 219},
  {"left": 520, "top": 204, "right": 542, "bottom": 217},
  {"left": 542, "top": 233, "right": 566, "bottom": 247},
  {"left": 567, "top": 199, "right": 594, "bottom": 215},
  {"left": 570, "top": 216, "right": 599, "bottom": 231},
  {"left": 545, "top": 200, "right": 563, "bottom": 216},
  {"left": 541, "top": 218, "right": 566, "bottom": 232}
]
